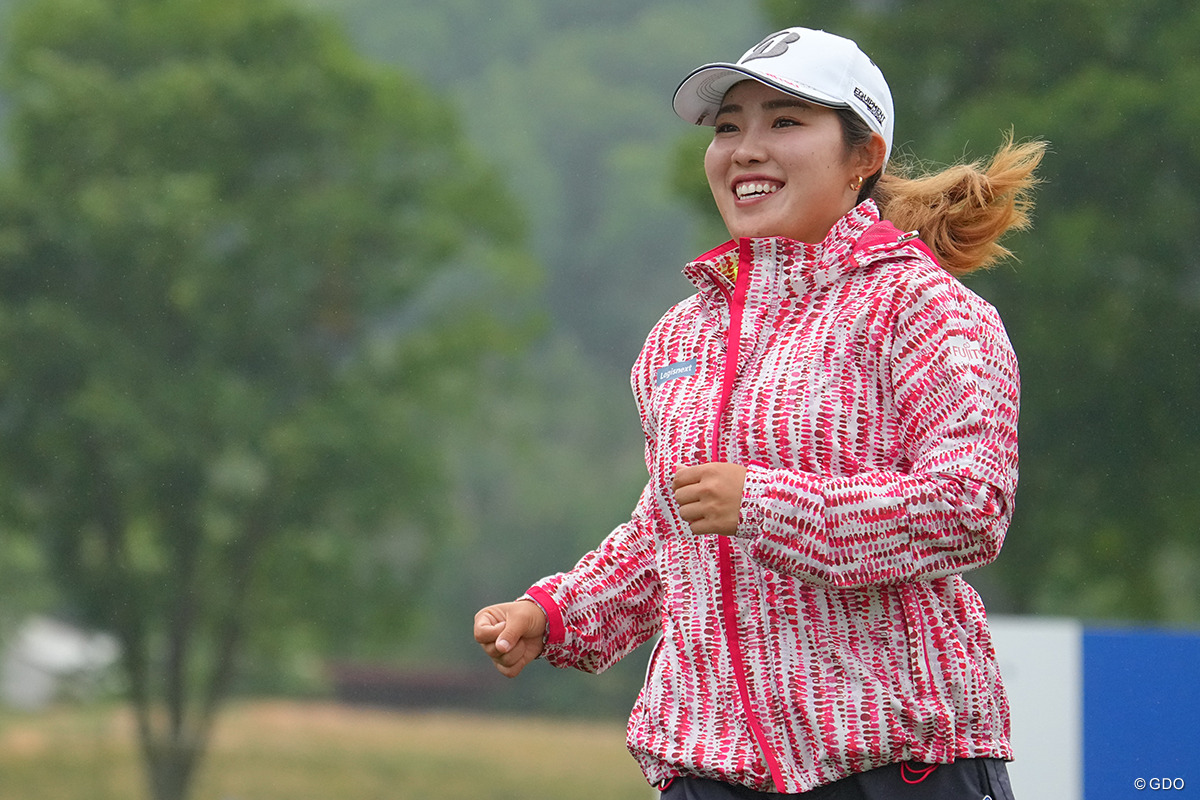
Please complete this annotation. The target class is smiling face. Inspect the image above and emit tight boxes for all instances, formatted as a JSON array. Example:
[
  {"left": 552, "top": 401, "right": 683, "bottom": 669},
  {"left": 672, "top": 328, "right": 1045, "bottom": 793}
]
[{"left": 704, "top": 80, "right": 883, "bottom": 244}]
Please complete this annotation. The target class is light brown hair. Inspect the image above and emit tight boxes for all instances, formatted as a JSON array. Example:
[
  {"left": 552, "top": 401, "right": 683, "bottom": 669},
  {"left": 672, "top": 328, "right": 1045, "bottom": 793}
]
[{"left": 839, "top": 109, "right": 1047, "bottom": 276}]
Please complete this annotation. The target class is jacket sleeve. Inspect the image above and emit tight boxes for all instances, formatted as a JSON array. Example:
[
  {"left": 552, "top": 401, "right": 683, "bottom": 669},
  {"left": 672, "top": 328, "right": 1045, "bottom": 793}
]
[
  {"left": 525, "top": 480, "right": 663, "bottom": 674},
  {"left": 736, "top": 277, "right": 1020, "bottom": 587},
  {"left": 522, "top": 310, "right": 678, "bottom": 674}
]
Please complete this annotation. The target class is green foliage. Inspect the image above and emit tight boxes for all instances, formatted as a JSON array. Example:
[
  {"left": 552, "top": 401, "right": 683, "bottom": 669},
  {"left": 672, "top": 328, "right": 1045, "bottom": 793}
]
[
  {"left": 752, "top": 0, "right": 1200, "bottom": 623},
  {"left": 0, "top": 0, "right": 536, "bottom": 795},
  {"left": 305, "top": 0, "right": 767, "bottom": 369}
]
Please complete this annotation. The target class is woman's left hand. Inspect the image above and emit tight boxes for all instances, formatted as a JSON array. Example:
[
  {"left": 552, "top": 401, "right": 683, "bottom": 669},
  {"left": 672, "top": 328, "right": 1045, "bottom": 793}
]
[{"left": 672, "top": 462, "right": 747, "bottom": 536}]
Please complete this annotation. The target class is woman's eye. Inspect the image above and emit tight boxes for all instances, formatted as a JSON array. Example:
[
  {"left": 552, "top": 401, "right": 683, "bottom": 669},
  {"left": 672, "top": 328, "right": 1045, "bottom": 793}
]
[
  {"left": 773, "top": 117, "right": 800, "bottom": 128},
  {"left": 714, "top": 122, "right": 739, "bottom": 134}
]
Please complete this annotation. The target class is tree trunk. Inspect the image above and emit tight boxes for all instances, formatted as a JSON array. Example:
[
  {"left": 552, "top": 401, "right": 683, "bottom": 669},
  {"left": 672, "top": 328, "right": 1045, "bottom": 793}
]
[
  {"left": 129, "top": 507, "right": 271, "bottom": 800},
  {"left": 146, "top": 742, "right": 200, "bottom": 800}
]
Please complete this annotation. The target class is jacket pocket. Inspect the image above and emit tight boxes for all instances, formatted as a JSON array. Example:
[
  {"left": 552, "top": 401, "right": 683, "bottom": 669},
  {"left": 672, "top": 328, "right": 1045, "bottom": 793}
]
[
  {"left": 898, "top": 582, "right": 934, "bottom": 697},
  {"left": 631, "top": 634, "right": 667, "bottom": 725}
]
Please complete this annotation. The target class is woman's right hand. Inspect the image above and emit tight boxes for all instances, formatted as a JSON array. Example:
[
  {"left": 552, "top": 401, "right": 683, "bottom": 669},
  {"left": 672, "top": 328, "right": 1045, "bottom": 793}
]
[{"left": 473, "top": 599, "right": 547, "bottom": 678}]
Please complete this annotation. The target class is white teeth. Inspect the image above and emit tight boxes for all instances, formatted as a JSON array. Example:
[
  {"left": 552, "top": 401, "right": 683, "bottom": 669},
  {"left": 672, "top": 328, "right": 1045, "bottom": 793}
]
[{"left": 736, "top": 182, "right": 780, "bottom": 199}]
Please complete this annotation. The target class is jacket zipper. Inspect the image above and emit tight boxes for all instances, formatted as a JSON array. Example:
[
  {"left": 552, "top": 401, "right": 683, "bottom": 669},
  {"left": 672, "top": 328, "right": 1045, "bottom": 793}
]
[{"left": 711, "top": 240, "right": 787, "bottom": 791}]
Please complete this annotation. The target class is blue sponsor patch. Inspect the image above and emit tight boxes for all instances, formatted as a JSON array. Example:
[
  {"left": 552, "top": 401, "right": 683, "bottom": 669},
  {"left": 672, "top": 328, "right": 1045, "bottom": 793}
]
[{"left": 655, "top": 358, "right": 697, "bottom": 386}]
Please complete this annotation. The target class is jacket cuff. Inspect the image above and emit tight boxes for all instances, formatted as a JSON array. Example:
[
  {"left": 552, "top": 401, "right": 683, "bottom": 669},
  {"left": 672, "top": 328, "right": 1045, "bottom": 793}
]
[
  {"left": 736, "top": 464, "right": 770, "bottom": 539},
  {"left": 522, "top": 585, "right": 566, "bottom": 646}
]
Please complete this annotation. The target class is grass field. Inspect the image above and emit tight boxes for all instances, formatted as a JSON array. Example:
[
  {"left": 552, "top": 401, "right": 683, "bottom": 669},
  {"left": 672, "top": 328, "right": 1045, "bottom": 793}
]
[{"left": 0, "top": 701, "right": 653, "bottom": 800}]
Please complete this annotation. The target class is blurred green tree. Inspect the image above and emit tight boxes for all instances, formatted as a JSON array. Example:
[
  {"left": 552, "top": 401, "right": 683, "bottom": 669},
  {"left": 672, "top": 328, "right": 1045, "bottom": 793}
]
[
  {"left": 674, "top": 1, "right": 1200, "bottom": 622},
  {"left": 0, "top": 0, "right": 536, "bottom": 797}
]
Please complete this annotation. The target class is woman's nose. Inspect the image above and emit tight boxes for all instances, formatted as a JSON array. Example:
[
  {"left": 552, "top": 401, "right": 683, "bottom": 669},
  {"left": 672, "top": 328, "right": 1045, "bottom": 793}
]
[{"left": 732, "top": 129, "right": 767, "bottom": 165}]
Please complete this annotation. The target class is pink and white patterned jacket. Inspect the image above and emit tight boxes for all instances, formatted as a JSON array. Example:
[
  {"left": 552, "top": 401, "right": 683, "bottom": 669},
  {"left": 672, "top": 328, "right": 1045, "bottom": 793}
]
[{"left": 525, "top": 202, "right": 1018, "bottom": 793}]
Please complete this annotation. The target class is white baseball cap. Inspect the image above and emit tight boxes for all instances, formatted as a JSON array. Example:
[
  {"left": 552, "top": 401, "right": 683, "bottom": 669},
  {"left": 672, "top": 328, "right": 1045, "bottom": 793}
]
[{"left": 673, "top": 27, "right": 894, "bottom": 163}]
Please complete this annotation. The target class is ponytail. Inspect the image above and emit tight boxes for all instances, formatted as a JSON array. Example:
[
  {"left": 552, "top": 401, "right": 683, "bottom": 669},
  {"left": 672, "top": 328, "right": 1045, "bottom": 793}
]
[
  {"left": 837, "top": 110, "right": 1046, "bottom": 276},
  {"left": 873, "top": 134, "right": 1047, "bottom": 276}
]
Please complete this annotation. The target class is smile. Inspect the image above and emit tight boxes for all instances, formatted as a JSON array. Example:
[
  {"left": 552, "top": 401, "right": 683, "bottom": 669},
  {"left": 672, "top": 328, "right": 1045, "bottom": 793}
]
[{"left": 734, "top": 181, "right": 782, "bottom": 199}]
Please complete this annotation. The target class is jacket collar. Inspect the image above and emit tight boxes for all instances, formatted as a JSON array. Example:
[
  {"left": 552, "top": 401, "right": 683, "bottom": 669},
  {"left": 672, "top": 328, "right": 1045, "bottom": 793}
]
[{"left": 684, "top": 201, "right": 883, "bottom": 303}]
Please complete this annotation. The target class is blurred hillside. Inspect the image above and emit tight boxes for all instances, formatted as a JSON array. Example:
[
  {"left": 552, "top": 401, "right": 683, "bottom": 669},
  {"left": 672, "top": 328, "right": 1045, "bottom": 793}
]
[{"left": 296, "top": 0, "right": 769, "bottom": 704}]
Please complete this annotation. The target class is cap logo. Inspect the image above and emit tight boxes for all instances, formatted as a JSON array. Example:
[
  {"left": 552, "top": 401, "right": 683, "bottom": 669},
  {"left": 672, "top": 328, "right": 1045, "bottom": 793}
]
[
  {"left": 853, "top": 86, "right": 886, "bottom": 124},
  {"left": 740, "top": 30, "right": 801, "bottom": 64}
]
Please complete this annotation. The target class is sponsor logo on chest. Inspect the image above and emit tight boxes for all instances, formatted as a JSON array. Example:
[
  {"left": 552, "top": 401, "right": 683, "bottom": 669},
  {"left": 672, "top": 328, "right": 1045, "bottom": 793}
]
[{"left": 655, "top": 359, "right": 698, "bottom": 386}]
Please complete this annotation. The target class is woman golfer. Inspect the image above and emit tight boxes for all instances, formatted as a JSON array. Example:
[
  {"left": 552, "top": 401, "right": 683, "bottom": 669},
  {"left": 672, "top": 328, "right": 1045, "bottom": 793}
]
[{"left": 476, "top": 26, "right": 1043, "bottom": 799}]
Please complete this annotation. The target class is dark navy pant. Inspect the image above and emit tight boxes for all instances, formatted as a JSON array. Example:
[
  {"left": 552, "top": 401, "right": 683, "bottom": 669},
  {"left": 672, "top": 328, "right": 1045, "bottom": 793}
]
[{"left": 660, "top": 759, "right": 1014, "bottom": 799}]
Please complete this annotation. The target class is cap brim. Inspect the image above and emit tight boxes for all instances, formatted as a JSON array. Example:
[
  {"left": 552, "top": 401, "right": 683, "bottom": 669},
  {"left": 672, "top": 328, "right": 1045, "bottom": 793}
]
[{"left": 673, "top": 62, "right": 847, "bottom": 126}]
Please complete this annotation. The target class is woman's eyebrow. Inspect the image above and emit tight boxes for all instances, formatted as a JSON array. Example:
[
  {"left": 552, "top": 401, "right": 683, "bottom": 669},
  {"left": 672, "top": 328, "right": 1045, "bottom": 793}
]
[
  {"left": 763, "top": 97, "right": 816, "bottom": 112},
  {"left": 715, "top": 97, "right": 816, "bottom": 118}
]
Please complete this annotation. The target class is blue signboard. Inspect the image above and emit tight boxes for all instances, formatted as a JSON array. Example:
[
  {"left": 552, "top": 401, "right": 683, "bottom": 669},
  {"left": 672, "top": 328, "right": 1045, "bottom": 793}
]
[{"left": 1083, "top": 628, "right": 1199, "bottom": 799}]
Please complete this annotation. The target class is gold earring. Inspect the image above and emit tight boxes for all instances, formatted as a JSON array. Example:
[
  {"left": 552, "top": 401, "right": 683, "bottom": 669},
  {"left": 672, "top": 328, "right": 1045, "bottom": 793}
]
[{"left": 850, "top": 176, "right": 864, "bottom": 192}]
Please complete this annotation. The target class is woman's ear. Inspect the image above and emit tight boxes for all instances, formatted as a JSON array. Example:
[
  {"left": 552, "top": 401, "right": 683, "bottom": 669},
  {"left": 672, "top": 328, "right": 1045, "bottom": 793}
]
[{"left": 857, "top": 132, "right": 888, "bottom": 177}]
